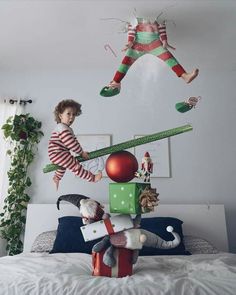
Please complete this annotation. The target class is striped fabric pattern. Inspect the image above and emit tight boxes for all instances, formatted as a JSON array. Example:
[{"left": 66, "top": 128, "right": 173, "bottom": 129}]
[
  {"left": 48, "top": 123, "right": 95, "bottom": 182},
  {"left": 157, "top": 23, "right": 167, "bottom": 41},
  {"left": 127, "top": 24, "right": 136, "bottom": 42},
  {"left": 113, "top": 21, "right": 185, "bottom": 83},
  {"left": 48, "top": 124, "right": 82, "bottom": 156}
]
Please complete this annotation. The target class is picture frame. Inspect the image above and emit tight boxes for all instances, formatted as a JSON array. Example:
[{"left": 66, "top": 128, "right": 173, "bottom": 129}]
[
  {"left": 133, "top": 135, "right": 170, "bottom": 178},
  {"left": 76, "top": 134, "right": 112, "bottom": 177}
]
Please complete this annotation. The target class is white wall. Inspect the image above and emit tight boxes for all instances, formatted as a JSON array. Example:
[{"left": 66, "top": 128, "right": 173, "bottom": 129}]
[
  {"left": 0, "top": 63, "right": 236, "bottom": 252},
  {"left": 0, "top": 0, "right": 236, "bottom": 253}
]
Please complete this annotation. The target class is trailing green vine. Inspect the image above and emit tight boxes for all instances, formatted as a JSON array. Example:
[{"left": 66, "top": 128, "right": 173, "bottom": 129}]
[{"left": 0, "top": 114, "right": 43, "bottom": 255}]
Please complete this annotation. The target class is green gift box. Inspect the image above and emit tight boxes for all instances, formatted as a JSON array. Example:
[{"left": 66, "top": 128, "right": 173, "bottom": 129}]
[{"left": 109, "top": 182, "right": 151, "bottom": 214}]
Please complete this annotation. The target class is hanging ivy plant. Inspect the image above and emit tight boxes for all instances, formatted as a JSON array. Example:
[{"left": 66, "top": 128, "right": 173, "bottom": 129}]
[{"left": 0, "top": 113, "right": 44, "bottom": 255}]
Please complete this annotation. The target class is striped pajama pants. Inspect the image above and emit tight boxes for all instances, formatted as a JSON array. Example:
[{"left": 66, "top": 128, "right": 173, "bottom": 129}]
[
  {"left": 49, "top": 151, "right": 95, "bottom": 182},
  {"left": 113, "top": 38, "right": 186, "bottom": 83}
]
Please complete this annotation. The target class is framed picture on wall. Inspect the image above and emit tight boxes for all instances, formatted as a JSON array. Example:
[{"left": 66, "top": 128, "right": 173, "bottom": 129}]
[
  {"left": 133, "top": 135, "right": 170, "bottom": 178},
  {"left": 75, "top": 134, "right": 112, "bottom": 177}
]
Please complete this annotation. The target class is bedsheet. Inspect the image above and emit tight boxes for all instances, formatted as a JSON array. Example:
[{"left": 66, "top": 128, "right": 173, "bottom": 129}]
[{"left": 0, "top": 252, "right": 236, "bottom": 295}]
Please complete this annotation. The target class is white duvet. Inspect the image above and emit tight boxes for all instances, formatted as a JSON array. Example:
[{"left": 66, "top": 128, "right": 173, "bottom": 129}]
[{"left": 1, "top": 252, "right": 236, "bottom": 295}]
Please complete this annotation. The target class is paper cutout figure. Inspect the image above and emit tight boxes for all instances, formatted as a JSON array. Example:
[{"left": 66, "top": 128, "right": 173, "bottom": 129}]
[{"left": 100, "top": 17, "right": 199, "bottom": 97}]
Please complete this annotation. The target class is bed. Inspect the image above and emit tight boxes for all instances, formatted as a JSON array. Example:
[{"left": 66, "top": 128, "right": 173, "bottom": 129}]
[{"left": 0, "top": 204, "right": 236, "bottom": 295}]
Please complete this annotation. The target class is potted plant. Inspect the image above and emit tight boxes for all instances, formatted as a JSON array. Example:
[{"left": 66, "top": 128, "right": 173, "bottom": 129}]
[{"left": 0, "top": 113, "right": 43, "bottom": 255}]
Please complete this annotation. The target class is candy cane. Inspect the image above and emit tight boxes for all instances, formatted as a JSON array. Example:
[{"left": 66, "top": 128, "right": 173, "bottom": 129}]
[{"left": 104, "top": 44, "right": 117, "bottom": 57}]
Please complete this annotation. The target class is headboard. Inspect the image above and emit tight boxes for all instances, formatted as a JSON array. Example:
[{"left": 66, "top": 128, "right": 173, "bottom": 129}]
[{"left": 23, "top": 204, "right": 229, "bottom": 253}]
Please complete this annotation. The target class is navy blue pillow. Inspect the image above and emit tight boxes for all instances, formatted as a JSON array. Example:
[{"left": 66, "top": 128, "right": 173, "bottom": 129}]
[
  {"left": 139, "top": 217, "right": 190, "bottom": 256},
  {"left": 50, "top": 216, "right": 100, "bottom": 254}
]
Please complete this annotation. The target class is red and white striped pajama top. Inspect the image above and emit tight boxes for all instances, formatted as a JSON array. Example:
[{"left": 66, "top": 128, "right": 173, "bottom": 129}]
[{"left": 48, "top": 123, "right": 95, "bottom": 182}]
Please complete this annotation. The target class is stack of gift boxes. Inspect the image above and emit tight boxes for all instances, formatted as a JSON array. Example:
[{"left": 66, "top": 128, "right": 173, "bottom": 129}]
[{"left": 80, "top": 181, "right": 156, "bottom": 278}]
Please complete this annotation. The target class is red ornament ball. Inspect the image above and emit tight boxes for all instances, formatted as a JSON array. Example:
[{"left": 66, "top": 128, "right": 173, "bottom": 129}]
[{"left": 105, "top": 151, "right": 138, "bottom": 182}]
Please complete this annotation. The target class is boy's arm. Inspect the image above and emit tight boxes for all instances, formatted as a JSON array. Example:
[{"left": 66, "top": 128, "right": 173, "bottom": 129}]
[
  {"left": 157, "top": 21, "right": 176, "bottom": 50},
  {"left": 122, "top": 23, "right": 136, "bottom": 51},
  {"left": 127, "top": 23, "right": 136, "bottom": 43},
  {"left": 59, "top": 129, "right": 83, "bottom": 154},
  {"left": 158, "top": 22, "right": 168, "bottom": 42}
]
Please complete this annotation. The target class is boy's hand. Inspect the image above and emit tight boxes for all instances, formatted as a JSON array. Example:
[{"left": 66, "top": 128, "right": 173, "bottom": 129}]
[
  {"left": 81, "top": 151, "right": 90, "bottom": 160},
  {"left": 162, "top": 40, "right": 176, "bottom": 50},
  {"left": 95, "top": 171, "right": 102, "bottom": 182},
  {"left": 122, "top": 41, "right": 134, "bottom": 52}
]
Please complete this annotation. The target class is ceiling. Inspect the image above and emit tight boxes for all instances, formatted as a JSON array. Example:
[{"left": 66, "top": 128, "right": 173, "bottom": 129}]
[{"left": 0, "top": 0, "right": 235, "bottom": 71}]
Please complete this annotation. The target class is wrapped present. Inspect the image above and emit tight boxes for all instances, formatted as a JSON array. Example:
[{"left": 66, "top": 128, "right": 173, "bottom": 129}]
[
  {"left": 80, "top": 214, "right": 134, "bottom": 242},
  {"left": 109, "top": 182, "right": 151, "bottom": 214},
  {"left": 92, "top": 248, "right": 133, "bottom": 277}
]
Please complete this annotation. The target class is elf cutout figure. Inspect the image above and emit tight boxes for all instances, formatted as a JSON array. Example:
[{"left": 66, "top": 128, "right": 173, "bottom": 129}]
[
  {"left": 100, "top": 17, "right": 199, "bottom": 97},
  {"left": 141, "top": 152, "right": 153, "bottom": 182}
]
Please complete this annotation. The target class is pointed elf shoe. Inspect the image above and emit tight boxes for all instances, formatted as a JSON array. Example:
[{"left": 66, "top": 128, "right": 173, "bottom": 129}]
[
  {"left": 175, "top": 102, "right": 193, "bottom": 113},
  {"left": 100, "top": 86, "right": 120, "bottom": 97}
]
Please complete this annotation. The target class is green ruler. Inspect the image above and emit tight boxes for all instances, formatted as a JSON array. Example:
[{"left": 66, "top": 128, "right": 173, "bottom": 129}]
[{"left": 43, "top": 124, "right": 192, "bottom": 173}]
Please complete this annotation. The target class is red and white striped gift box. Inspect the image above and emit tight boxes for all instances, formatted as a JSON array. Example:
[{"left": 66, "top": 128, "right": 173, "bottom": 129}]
[{"left": 92, "top": 248, "right": 133, "bottom": 278}]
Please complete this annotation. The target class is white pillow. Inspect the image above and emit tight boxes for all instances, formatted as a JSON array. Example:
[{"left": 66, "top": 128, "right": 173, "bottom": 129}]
[
  {"left": 31, "top": 230, "right": 57, "bottom": 252},
  {"left": 184, "top": 235, "right": 218, "bottom": 254}
]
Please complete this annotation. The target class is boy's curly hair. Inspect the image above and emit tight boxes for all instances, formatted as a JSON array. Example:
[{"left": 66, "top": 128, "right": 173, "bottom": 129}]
[{"left": 54, "top": 99, "right": 82, "bottom": 123}]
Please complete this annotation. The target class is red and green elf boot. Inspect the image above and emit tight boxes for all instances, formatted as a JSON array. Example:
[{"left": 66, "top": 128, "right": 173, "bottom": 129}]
[
  {"left": 175, "top": 97, "right": 201, "bottom": 113},
  {"left": 100, "top": 81, "right": 121, "bottom": 97}
]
